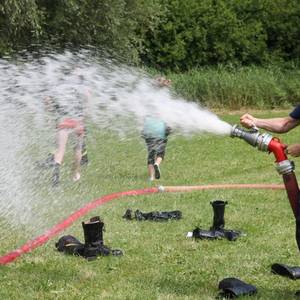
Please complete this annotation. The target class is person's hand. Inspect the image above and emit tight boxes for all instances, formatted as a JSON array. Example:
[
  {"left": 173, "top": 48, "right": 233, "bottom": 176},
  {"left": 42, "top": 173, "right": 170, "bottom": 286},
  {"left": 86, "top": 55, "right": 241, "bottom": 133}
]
[
  {"left": 286, "top": 144, "right": 300, "bottom": 157},
  {"left": 240, "top": 113, "right": 257, "bottom": 129}
]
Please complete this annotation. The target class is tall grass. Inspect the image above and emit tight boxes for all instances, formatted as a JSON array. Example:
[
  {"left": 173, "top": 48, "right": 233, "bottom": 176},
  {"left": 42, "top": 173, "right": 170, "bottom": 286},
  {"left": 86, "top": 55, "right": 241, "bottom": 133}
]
[{"left": 168, "top": 65, "right": 300, "bottom": 109}]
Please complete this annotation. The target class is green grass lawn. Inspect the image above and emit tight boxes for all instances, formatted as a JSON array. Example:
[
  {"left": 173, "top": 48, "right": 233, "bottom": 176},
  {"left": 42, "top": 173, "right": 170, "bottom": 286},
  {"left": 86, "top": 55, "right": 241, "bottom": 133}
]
[{"left": 1, "top": 110, "right": 300, "bottom": 299}]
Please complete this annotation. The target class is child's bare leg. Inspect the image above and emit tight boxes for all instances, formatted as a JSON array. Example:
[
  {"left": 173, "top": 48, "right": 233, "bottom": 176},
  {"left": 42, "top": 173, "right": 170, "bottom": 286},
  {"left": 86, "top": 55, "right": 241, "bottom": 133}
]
[
  {"left": 73, "top": 149, "right": 82, "bottom": 181},
  {"left": 54, "top": 129, "right": 69, "bottom": 164},
  {"left": 52, "top": 129, "right": 69, "bottom": 185},
  {"left": 146, "top": 147, "right": 156, "bottom": 181},
  {"left": 73, "top": 134, "right": 83, "bottom": 181},
  {"left": 148, "top": 164, "right": 155, "bottom": 180}
]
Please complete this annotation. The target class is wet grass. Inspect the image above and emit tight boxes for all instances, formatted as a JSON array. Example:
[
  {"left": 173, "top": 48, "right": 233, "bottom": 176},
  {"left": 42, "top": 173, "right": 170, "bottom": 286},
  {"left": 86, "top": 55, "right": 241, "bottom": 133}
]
[{"left": 1, "top": 111, "right": 300, "bottom": 299}]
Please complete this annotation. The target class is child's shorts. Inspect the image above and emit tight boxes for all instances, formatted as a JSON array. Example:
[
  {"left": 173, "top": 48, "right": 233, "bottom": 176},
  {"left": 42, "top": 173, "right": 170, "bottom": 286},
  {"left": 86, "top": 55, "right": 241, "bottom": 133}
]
[
  {"left": 57, "top": 118, "right": 84, "bottom": 136},
  {"left": 145, "top": 138, "right": 167, "bottom": 164}
]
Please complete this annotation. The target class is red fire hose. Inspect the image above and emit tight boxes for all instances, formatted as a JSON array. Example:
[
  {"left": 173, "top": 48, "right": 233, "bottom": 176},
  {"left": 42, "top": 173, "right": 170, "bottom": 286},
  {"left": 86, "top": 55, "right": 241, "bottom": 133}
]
[{"left": 0, "top": 183, "right": 284, "bottom": 265}]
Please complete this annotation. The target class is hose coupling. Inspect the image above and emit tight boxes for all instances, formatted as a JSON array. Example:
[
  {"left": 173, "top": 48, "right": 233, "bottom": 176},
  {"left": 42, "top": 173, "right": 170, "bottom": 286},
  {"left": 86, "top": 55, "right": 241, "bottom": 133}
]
[{"left": 275, "top": 160, "right": 295, "bottom": 175}]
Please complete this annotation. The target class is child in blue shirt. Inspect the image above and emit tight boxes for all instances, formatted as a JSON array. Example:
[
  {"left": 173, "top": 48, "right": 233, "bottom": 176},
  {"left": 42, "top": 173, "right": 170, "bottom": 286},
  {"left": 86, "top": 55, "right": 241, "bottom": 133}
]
[
  {"left": 141, "top": 76, "right": 172, "bottom": 180},
  {"left": 142, "top": 116, "right": 172, "bottom": 180}
]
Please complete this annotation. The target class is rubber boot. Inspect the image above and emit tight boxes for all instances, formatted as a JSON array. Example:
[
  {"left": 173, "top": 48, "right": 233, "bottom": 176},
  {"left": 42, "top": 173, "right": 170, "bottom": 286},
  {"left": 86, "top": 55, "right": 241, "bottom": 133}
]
[
  {"left": 271, "top": 263, "right": 300, "bottom": 280},
  {"left": 55, "top": 235, "right": 85, "bottom": 256},
  {"left": 122, "top": 209, "right": 133, "bottom": 220},
  {"left": 218, "top": 277, "right": 257, "bottom": 298},
  {"left": 82, "top": 216, "right": 104, "bottom": 247},
  {"left": 80, "top": 152, "right": 88, "bottom": 165},
  {"left": 82, "top": 216, "right": 105, "bottom": 259},
  {"left": 210, "top": 200, "right": 227, "bottom": 231},
  {"left": 80, "top": 141, "right": 88, "bottom": 165},
  {"left": 52, "top": 162, "right": 60, "bottom": 186}
]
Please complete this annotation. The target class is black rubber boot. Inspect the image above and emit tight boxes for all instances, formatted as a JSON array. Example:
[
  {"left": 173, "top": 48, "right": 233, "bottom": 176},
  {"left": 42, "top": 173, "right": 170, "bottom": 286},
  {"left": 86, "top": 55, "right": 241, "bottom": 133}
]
[
  {"left": 134, "top": 209, "right": 147, "bottom": 221},
  {"left": 192, "top": 227, "right": 223, "bottom": 240},
  {"left": 149, "top": 210, "right": 182, "bottom": 221},
  {"left": 218, "top": 277, "right": 257, "bottom": 298},
  {"left": 82, "top": 216, "right": 104, "bottom": 247},
  {"left": 122, "top": 209, "right": 133, "bottom": 220},
  {"left": 133, "top": 210, "right": 182, "bottom": 221},
  {"left": 210, "top": 200, "right": 227, "bottom": 230},
  {"left": 52, "top": 162, "right": 60, "bottom": 186},
  {"left": 80, "top": 153, "right": 88, "bottom": 165},
  {"left": 55, "top": 235, "right": 85, "bottom": 256},
  {"left": 82, "top": 216, "right": 105, "bottom": 259},
  {"left": 271, "top": 263, "right": 300, "bottom": 280},
  {"left": 80, "top": 141, "right": 88, "bottom": 165}
]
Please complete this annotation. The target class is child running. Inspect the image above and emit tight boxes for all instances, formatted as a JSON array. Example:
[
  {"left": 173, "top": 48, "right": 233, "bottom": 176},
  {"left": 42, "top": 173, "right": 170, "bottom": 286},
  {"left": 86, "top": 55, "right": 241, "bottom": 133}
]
[
  {"left": 43, "top": 73, "right": 90, "bottom": 186},
  {"left": 141, "top": 77, "right": 172, "bottom": 181}
]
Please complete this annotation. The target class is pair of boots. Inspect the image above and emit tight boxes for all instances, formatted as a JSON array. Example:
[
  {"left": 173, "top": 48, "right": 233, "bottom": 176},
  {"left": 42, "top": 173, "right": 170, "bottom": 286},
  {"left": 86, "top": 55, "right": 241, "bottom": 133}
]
[
  {"left": 56, "top": 216, "right": 122, "bottom": 260},
  {"left": 192, "top": 200, "right": 241, "bottom": 241}
]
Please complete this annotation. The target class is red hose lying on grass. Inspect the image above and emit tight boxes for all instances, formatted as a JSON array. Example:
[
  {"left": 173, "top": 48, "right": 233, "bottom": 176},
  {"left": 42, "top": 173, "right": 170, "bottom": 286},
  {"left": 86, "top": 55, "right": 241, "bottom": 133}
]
[{"left": 0, "top": 184, "right": 284, "bottom": 265}]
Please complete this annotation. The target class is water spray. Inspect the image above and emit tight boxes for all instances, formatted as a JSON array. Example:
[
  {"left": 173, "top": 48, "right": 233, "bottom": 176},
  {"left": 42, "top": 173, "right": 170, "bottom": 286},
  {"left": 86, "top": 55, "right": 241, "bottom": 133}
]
[
  {"left": 0, "top": 51, "right": 231, "bottom": 242},
  {"left": 231, "top": 125, "right": 300, "bottom": 249}
]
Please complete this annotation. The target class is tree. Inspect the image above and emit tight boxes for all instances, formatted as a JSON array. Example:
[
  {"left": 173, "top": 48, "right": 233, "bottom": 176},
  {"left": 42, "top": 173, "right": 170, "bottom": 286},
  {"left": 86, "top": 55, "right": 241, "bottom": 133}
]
[{"left": 0, "top": 0, "right": 42, "bottom": 55}]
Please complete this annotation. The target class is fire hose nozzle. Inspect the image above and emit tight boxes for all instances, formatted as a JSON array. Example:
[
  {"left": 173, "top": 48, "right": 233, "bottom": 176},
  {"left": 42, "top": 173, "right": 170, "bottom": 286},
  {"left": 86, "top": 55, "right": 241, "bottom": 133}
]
[
  {"left": 230, "top": 124, "right": 272, "bottom": 151},
  {"left": 231, "top": 124, "right": 294, "bottom": 173}
]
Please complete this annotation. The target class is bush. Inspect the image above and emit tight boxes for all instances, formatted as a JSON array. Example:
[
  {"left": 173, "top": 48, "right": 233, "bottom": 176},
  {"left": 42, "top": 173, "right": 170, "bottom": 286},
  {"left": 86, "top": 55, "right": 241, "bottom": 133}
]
[
  {"left": 0, "top": 0, "right": 42, "bottom": 54},
  {"left": 142, "top": 0, "right": 300, "bottom": 70},
  {"left": 0, "top": 0, "right": 162, "bottom": 63}
]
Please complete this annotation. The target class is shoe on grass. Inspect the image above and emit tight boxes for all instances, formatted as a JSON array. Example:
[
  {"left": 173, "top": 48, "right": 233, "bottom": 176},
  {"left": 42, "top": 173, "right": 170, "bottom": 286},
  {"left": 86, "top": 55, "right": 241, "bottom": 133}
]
[
  {"left": 80, "top": 152, "right": 88, "bottom": 166},
  {"left": 154, "top": 163, "right": 161, "bottom": 179},
  {"left": 52, "top": 163, "right": 60, "bottom": 186}
]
